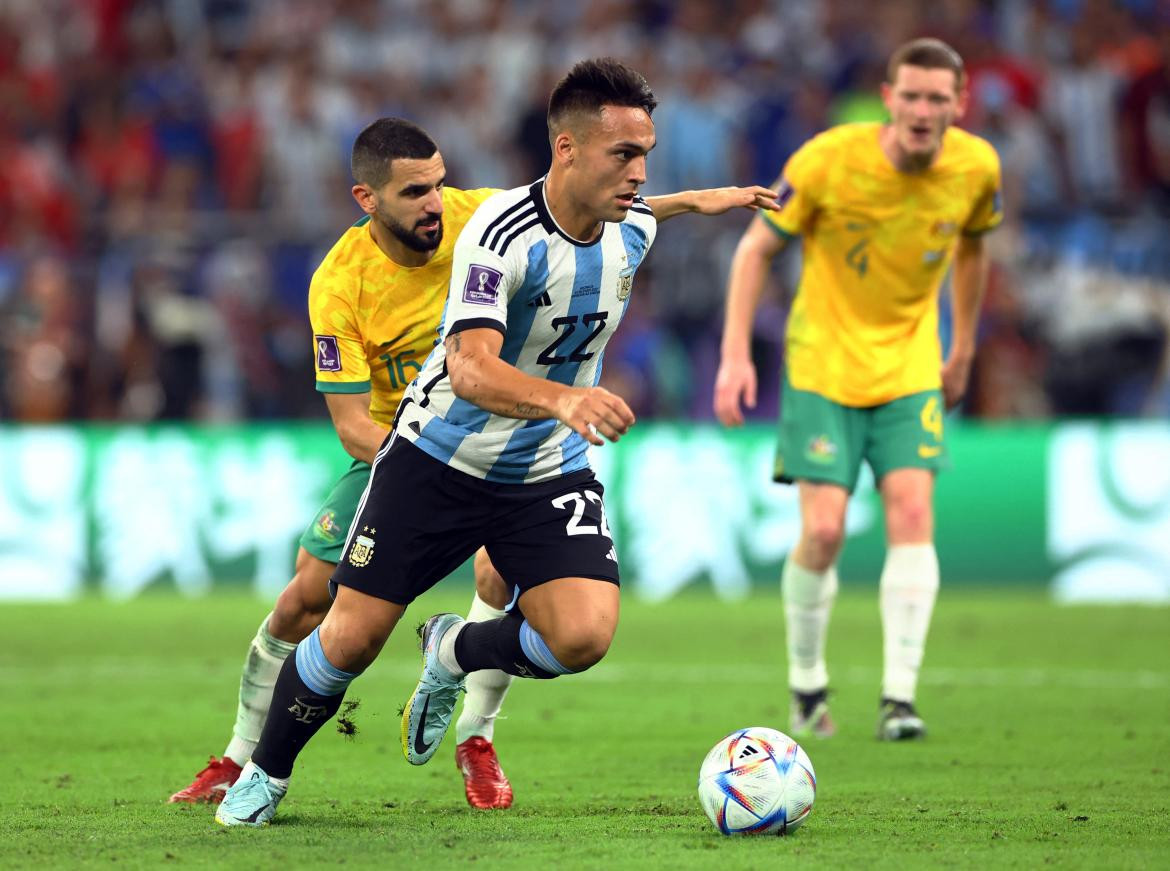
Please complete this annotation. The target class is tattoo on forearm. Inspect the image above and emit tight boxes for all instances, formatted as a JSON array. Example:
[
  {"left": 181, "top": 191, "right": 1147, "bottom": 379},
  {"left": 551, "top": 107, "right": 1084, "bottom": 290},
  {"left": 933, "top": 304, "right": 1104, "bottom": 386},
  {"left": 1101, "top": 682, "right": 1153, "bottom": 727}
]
[{"left": 513, "top": 402, "right": 541, "bottom": 417}]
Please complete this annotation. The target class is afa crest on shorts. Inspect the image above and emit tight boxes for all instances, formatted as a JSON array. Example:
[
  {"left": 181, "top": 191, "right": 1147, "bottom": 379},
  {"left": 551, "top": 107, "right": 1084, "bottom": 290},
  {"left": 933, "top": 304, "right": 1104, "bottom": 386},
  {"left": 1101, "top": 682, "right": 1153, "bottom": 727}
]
[{"left": 348, "top": 531, "right": 376, "bottom": 567}]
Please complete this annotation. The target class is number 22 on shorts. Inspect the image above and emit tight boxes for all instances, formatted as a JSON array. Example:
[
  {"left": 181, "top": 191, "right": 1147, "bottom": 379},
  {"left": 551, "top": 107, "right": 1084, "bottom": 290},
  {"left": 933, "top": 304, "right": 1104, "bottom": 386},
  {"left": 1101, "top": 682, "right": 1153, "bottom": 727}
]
[{"left": 551, "top": 491, "right": 612, "bottom": 538}]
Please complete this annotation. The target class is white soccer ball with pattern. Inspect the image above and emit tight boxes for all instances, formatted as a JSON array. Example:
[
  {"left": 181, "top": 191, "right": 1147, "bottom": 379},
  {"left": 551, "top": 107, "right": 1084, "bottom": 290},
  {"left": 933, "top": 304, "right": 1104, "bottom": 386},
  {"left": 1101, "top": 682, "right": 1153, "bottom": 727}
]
[{"left": 697, "top": 727, "right": 816, "bottom": 836}]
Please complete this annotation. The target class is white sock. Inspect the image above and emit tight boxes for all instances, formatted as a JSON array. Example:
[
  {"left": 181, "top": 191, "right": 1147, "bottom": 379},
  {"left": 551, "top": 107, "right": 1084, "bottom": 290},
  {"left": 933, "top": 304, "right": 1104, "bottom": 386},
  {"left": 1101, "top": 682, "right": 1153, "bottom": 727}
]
[
  {"left": 240, "top": 760, "right": 289, "bottom": 795},
  {"left": 455, "top": 593, "right": 514, "bottom": 744},
  {"left": 223, "top": 613, "right": 297, "bottom": 767},
  {"left": 437, "top": 618, "right": 467, "bottom": 677},
  {"left": 782, "top": 559, "right": 838, "bottom": 693},
  {"left": 880, "top": 544, "right": 940, "bottom": 703}
]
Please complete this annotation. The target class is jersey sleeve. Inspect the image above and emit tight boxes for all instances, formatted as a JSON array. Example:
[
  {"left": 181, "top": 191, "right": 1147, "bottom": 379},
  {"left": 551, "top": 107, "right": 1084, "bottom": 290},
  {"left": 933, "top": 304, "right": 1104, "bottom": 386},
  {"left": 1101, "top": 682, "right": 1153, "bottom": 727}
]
[
  {"left": 308, "top": 269, "right": 371, "bottom": 394},
  {"left": 962, "top": 145, "right": 1004, "bottom": 236},
  {"left": 442, "top": 197, "right": 526, "bottom": 338},
  {"left": 629, "top": 196, "right": 659, "bottom": 248},
  {"left": 759, "top": 137, "right": 826, "bottom": 239}
]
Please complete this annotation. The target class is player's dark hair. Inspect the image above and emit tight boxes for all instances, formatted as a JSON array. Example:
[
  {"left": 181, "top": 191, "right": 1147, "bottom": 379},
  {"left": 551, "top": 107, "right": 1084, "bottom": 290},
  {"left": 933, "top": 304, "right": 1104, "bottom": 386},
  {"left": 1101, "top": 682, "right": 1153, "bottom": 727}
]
[
  {"left": 887, "top": 38, "right": 966, "bottom": 90},
  {"left": 350, "top": 117, "right": 438, "bottom": 188},
  {"left": 547, "top": 57, "right": 657, "bottom": 139}
]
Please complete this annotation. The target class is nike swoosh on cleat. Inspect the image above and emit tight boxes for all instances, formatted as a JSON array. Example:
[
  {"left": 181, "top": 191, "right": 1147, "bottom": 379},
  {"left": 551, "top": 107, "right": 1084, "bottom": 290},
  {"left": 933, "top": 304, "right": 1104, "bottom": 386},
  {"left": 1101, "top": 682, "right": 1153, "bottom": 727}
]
[
  {"left": 413, "top": 694, "right": 433, "bottom": 756},
  {"left": 243, "top": 806, "right": 269, "bottom": 823},
  {"left": 224, "top": 803, "right": 270, "bottom": 825}
]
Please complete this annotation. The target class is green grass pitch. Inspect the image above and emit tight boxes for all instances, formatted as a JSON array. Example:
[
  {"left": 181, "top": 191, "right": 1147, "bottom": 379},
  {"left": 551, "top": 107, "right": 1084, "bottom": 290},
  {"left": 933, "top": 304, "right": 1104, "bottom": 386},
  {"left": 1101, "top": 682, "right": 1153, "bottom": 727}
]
[{"left": 3, "top": 588, "right": 1168, "bottom": 869}]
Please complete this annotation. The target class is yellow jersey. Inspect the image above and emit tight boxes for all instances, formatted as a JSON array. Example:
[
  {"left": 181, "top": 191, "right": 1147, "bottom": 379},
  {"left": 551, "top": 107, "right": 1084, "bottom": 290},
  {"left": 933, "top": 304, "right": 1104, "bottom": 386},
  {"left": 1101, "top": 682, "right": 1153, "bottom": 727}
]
[
  {"left": 308, "top": 186, "right": 497, "bottom": 426},
  {"left": 761, "top": 123, "right": 1002, "bottom": 407}
]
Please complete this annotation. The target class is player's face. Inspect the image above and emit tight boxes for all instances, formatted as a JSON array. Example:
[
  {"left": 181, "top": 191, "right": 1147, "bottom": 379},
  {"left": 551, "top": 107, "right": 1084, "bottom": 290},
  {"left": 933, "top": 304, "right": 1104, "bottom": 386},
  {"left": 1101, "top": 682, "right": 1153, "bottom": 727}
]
[
  {"left": 372, "top": 154, "right": 446, "bottom": 253},
  {"left": 573, "top": 105, "right": 656, "bottom": 223},
  {"left": 882, "top": 65, "right": 966, "bottom": 165}
]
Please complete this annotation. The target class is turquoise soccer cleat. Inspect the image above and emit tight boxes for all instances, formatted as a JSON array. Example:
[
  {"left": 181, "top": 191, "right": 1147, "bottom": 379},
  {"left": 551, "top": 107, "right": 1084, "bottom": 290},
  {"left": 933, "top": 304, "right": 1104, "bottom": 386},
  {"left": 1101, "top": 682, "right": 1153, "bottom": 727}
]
[
  {"left": 214, "top": 761, "right": 286, "bottom": 827},
  {"left": 401, "top": 613, "right": 466, "bottom": 766}
]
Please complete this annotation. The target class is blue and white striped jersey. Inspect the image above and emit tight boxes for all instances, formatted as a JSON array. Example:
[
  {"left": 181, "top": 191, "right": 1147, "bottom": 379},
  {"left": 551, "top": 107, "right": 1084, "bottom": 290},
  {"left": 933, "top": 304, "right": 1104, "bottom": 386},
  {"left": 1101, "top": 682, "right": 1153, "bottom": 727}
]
[{"left": 395, "top": 178, "right": 657, "bottom": 484}]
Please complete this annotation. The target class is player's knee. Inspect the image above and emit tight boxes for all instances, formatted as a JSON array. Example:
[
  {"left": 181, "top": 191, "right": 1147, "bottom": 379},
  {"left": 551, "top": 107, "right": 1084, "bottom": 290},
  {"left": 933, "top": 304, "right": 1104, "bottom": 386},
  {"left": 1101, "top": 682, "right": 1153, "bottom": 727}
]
[
  {"left": 317, "top": 622, "right": 384, "bottom": 673},
  {"left": 335, "top": 635, "right": 382, "bottom": 673},
  {"left": 473, "top": 549, "right": 510, "bottom": 610},
  {"left": 887, "top": 500, "right": 933, "bottom": 541},
  {"left": 318, "top": 597, "right": 402, "bottom": 673},
  {"left": 270, "top": 569, "right": 333, "bottom": 643},
  {"left": 270, "top": 588, "right": 323, "bottom": 643},
  {"left": 803, "top": 517, "right": 845, "bottom": 561},
  {"left": 549, "top": 627, "right": 613, "bottom": 672}
]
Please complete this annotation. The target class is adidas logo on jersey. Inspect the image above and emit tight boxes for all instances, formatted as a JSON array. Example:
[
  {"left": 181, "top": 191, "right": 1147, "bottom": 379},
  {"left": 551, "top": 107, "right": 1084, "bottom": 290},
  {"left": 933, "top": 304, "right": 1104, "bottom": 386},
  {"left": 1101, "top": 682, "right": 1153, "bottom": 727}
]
[{"left": 528, "top": 291, "right": 551, "bottom": 307}]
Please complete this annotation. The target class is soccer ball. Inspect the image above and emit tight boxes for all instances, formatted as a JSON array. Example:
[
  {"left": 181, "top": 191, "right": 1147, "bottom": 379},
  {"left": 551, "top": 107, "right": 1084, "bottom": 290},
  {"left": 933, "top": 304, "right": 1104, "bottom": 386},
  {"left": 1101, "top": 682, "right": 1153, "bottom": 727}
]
[{"left": 697, "top": 726, "right": 816, "bottom": 836}]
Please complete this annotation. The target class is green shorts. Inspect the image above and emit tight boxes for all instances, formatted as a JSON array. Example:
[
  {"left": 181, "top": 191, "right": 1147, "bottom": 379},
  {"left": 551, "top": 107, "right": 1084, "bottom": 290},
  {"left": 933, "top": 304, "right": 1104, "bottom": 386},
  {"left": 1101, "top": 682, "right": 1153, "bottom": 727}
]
[
  {"left": 298, "top": 459, "right": 372, "bottom": 563},
  {"left": 774, "top": 376, "right": 949, "bottom": 492}
]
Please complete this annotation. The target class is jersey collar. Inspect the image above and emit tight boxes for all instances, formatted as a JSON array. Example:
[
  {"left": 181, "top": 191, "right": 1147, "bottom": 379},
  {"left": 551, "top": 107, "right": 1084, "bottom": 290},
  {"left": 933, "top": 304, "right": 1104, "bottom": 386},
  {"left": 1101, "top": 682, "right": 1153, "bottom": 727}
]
[{"left": 530, "top": 177, "right": 606, "bottom": 247}]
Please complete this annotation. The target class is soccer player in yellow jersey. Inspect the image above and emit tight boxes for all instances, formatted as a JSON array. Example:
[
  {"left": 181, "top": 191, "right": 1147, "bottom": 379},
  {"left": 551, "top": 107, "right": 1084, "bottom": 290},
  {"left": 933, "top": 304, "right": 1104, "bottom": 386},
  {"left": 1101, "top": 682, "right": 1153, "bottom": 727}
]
[
  {"left": 302, "top": 122, "right": 521, "bottom": 808},
  {"left": 171, "top": 118, "right": 520, "bottom": 809},
  {"left": 714, "top": 39, "right": 1002, "bottom": 741}
]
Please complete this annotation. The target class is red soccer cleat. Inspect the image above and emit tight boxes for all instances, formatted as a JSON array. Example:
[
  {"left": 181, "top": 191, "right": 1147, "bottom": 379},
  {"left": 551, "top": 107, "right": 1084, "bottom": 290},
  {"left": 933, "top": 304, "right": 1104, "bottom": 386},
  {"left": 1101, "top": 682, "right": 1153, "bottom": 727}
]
[
  {"left": 455, "top": 737, "right": 514, "bottom": 809},
  {"left": 168, "top": 756, "right": 243, "bottom": 805}
]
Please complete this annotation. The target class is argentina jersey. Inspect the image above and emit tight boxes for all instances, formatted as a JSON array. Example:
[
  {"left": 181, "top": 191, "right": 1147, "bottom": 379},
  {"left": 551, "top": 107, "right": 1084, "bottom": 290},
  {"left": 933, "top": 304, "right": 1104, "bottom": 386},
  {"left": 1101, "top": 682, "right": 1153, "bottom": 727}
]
[{"left": 395, "top": 178, "right": 657, "bottom": 484}]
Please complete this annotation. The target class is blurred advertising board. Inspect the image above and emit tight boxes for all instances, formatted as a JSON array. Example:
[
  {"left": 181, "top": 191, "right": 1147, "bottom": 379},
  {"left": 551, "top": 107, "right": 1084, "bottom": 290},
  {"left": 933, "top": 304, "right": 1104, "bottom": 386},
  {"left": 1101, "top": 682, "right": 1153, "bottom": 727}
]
[{"left": 0, "top": 422, "right": 1165, "bottom": 604}]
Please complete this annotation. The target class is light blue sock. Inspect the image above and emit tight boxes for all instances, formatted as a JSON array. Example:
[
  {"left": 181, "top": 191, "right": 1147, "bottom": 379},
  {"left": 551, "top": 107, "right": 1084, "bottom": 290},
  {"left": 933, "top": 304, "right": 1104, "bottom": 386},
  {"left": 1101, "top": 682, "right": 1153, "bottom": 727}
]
[
  {"left": 295, "top": 628, "right": 359, "bottom": 696},
  {"left": 518, "top": 620, "right": 575, "bottom": 676}
]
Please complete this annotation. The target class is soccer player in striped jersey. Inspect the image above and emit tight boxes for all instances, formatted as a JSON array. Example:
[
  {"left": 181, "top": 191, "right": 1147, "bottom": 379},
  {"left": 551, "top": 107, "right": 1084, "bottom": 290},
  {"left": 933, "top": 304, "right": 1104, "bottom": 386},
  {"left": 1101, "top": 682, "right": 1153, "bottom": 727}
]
[
  {"left": 714, "top": 38, "right": 1003, "bottom": 741},
  {"left": 215, "top": 58, "right": 778, "bottom": 827},
  {"left": 169, "top": 118, "right": 521, "bottom": 810},
  {"left": 174, "top": 115, "right": 761, "bottom": 811}
]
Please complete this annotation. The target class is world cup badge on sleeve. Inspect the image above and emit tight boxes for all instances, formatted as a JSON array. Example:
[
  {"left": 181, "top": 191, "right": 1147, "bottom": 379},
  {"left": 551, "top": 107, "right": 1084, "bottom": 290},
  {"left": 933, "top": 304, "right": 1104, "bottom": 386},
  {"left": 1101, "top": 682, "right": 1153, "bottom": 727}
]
[
  {"left": 776, "top": 177, "right": 796, "bottom": 210},
  {"left": 463, "top": 265, "right": 503, "bottom": 305},
  {"left": 316, "top": 335, "right": 341, "bottom": 372}
]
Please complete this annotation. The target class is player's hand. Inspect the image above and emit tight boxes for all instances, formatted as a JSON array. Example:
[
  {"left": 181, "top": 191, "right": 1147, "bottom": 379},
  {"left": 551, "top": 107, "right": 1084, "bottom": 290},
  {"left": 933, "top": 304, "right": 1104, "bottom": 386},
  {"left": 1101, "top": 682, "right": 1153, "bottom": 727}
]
[
  {"left": 713, "top": 357, "right": 758, "bottom": 426},
  {"left": 691, "top": 186, "right": 780, "bottom": 215},
  {"left": 555, "top": 387, "right": 636, "bottom": 446},
  {"left": 941, "top": 353, "right": 973, "bottom": 409}
]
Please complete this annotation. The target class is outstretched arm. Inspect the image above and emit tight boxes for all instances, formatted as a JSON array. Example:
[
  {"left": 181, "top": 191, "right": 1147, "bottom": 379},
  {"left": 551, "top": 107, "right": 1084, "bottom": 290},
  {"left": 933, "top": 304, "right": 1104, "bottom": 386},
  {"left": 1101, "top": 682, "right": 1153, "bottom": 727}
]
[
  {"left": 943, "top": 234, "right": 991, "bottom": 409},
  {"left": 644, "top": 186, "right": 779, "bottom": 222}
]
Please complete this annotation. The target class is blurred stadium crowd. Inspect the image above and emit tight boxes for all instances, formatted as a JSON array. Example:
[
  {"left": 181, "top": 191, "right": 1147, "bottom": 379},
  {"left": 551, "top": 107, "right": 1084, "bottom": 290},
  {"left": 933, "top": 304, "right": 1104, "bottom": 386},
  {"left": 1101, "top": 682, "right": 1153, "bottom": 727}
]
[{"left": 2, "top": 0, "right": 1169, "bottom": 423}]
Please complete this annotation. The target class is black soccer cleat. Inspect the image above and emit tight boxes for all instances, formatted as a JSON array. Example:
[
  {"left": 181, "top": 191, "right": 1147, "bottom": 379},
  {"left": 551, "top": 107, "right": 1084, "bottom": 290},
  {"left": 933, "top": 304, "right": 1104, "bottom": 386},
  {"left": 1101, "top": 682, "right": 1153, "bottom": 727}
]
[
  {"left": 877, "top": 697, "right": 927, "bottom": 741},
  {"left": 790, "top": 688, "right": 837, "bottom": 739}
]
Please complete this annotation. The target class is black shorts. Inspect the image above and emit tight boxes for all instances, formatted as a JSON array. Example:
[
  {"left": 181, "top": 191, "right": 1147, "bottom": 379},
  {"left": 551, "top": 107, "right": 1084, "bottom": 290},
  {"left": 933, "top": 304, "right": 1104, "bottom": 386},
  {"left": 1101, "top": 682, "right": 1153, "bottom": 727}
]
[{"left": 331, "top": 436, "right": 620, "bottom": 606}]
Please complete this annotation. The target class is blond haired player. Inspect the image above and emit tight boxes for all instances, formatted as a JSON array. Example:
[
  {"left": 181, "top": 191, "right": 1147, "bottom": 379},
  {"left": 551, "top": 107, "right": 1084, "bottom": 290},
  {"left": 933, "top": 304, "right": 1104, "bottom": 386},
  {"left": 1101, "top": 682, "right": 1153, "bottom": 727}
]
[{"left": 714, "top": 38, "right": 1002, "bottom": 740}]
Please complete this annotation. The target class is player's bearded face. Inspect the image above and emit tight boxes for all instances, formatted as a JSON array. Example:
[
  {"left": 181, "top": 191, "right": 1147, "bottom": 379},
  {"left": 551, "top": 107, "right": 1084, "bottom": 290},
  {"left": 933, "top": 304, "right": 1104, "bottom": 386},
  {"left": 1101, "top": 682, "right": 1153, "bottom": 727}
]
[
  {"left": 376, "top": 199, "right": 443, "bottom": 252},
  {"left": 573, "top": 106, "right": 656, "bottom": 223},
  {"left": 373, "top": 154, "right": 446, "bottom": 252},
  {"left": 883, "top": 66, "right": 964, "bottom": 164}
]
